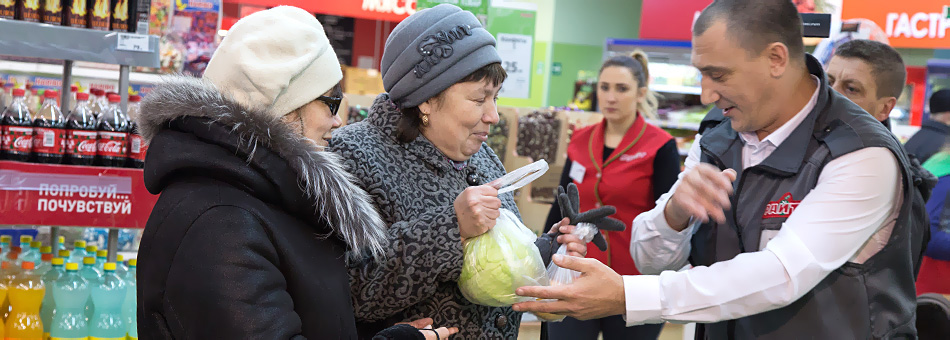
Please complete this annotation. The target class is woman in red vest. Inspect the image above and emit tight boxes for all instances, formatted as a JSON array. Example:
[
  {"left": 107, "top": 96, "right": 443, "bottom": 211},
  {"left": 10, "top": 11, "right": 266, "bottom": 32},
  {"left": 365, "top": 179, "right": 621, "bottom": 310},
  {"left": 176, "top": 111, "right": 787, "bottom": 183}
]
[{"left": 543, "top": 51, "right": 681, "bottom": 340}]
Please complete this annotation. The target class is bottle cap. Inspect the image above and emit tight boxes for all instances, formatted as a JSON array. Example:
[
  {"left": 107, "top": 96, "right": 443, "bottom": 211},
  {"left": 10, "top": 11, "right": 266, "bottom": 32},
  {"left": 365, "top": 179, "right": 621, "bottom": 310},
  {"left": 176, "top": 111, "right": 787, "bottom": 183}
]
[
  {"left": 117, "top": 254, "right": 124, "bottom": 262},
  {"left": 0, "top": 235, "right": 11, "bottom": 243},
  {"left": 90, "top": 88, "right": 103, "bottom": 96},
  {"left": 97, "top": 250, "right": 108, "bottom": 258},
  {"left": 52, "top": 258, "right": 64, "bottom": 266},
  {"left": 44, "top": 90, "right": 58, "bottom": 99},
  {"left": 129, "top": 95, "right": 141, "bottom": 102},
  {"left": 31, "top": 241, "right": 42, "bottom": 249},
  {"left": 76, "top": 92, "right": 89, "bottom": 101},
  {"left": 107, "top": 94, "right": 121, "bottom": 103},
  {"left": 21, "top": 262, "right": 34, "bottom": 270},
  {"left": 65, "top": 263, "right": 79, "bottom": 271},
  {"left": 11, "top": 89, "right": 24, "bottom": 97},
  {"left": 128, "top": 259, "right": 137, "bottom": 267},
  {"left": 57, "top": 236, "right": 65, "bottom": 244},
  {"left": 74, "top": 240, "right": 86, "bottom": 248},
  {"left": 104, "top": 263, "right": 116, "bottom": 271},
  {"left": 86, "top": 245, "right": 97, "bottom": 253},
  {"left": 40, "top": 246, "right": 52, "bottom": 254},
  {"left": 41, "top": 253, "right": 53, "bottom": 261},
  {"left": 70, "top": 85, "right": 77, "bottom": 92},
  {"left": 1, "top": 262, "right": 8, "bottom": 269},
  {"left": 20, "top": 235, "right": 33, "bottom": 243},
  {"left": 83, "top": 257, "right": 95, "bottom": 265},
  {"left": 58, "top": 250, "right": 70, "bottom": 257}
]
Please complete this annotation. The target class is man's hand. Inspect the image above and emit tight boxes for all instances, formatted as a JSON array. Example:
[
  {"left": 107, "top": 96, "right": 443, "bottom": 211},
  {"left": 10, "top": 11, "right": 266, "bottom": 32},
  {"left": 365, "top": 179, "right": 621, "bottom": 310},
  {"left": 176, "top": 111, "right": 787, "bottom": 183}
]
[
  {"left": 550, "top": 218, "right": 587, "bottom": 257},
  {"left": 664, "top": 164, "right": 738, "bottom": 231},
  {"left": 511, "top": 254, "right": 625, "bottom": 320}
]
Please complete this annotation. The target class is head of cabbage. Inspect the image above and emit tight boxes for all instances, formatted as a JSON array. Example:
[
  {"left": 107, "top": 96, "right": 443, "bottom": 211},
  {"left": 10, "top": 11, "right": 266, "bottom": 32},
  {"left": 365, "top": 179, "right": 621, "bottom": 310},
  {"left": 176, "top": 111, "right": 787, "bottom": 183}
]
[{"left": 458, "top": 209, "right": 548, "bottom": 307}]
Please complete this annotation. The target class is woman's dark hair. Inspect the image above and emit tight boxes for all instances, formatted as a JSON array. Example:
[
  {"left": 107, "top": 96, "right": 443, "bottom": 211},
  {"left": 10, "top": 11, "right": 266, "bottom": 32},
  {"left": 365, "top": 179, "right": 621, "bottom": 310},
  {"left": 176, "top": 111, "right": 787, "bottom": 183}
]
[
  {"left": 396, "top": 63, "right": 507, "bottom": 143},
  {"left": 598, "top": 50, "right": 658, "bottom": 117}
]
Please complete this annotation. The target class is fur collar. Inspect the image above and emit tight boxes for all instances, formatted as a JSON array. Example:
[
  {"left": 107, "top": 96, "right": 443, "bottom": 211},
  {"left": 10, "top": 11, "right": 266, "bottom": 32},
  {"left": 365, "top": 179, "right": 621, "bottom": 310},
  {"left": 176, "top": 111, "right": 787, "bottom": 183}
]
[{"left": 139, "top": 76, "right": 387, "bottom": 261}]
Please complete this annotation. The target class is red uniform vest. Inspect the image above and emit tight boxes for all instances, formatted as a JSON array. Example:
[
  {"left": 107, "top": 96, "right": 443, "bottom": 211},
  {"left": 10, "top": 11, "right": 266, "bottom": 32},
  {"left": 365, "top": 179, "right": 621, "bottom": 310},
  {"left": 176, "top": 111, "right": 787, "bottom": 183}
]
[{"left": 566, "top": 114, "right": 673, "bottom": 275}]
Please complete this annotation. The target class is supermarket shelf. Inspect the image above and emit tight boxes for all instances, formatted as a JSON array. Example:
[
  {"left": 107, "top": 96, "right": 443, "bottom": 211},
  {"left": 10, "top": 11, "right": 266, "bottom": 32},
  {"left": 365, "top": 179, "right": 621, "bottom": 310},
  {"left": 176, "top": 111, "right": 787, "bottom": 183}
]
[
  {"left": 0, "top": 60, "right": 163, "bottom": 84},
  {"left": 0, "top": 19, "right": 159, "bottom": 68},
  {"left": 647, "top": 119, "right": 701, "bottom": 131},
  {"left": 650, "top": 84, "right": 702, "bottom": 95}
]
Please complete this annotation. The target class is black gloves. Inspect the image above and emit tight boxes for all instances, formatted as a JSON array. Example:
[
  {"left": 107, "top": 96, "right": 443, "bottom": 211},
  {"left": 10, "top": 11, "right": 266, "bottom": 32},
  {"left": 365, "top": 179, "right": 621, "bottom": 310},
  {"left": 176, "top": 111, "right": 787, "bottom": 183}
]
[{"left": 555, "top": 183, "right": 626, "bottom": 252}]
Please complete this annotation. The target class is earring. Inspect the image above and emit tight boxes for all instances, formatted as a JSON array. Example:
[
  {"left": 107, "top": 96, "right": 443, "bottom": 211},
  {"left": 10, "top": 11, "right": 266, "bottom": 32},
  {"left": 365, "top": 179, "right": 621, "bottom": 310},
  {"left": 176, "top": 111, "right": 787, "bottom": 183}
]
[{"left": 421, "top": 114, "right": 430, "bottom": 127}]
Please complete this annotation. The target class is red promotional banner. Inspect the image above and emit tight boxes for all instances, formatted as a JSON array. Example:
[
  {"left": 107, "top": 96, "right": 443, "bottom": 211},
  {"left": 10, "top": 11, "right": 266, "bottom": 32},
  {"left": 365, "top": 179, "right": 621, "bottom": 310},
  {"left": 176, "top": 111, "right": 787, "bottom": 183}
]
[
  {"left": 222, "top": 0, "right": 416, "bottom": 22},
  {"left": 638, "top": 0, "right": 710, "bottom": 41},
  {"left": 0, "top": 161, "right": 158, "bottom": 229},
  {"left": 842, "top": 0, "right": 950, "bottom": 49}
]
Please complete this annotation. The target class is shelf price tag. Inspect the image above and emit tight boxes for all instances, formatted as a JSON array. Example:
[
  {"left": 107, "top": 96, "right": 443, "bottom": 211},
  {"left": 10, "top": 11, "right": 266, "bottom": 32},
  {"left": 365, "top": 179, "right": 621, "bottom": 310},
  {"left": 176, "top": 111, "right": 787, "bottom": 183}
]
[{"left": 116, "top": 33, "right": 152, "bottom": 53}]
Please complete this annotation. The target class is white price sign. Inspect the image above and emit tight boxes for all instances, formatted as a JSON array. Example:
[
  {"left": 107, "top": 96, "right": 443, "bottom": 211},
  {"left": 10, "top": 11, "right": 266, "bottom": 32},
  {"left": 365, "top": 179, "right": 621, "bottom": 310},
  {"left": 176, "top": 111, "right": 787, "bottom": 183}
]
[
  {"left": 496, "top": 33, "right": 533, "bottom": 99},
  {"left": 116, "top": 33, "right": 152, "bottom": 53}
]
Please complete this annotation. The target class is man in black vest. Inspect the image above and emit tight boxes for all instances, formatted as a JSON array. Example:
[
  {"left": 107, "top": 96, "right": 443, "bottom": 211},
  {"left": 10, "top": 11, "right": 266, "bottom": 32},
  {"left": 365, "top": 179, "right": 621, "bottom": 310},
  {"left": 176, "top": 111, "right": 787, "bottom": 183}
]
[{"left": 513, "top": 1, "right": 921, "bottom": 338}]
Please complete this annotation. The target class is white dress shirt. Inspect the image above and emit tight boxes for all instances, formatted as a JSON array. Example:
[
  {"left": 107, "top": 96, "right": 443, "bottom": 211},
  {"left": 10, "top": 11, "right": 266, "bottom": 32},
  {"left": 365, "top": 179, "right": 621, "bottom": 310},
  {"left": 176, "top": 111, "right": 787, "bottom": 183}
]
[{"left": 623, "top": 79, "right": 902, "bottom": 326}]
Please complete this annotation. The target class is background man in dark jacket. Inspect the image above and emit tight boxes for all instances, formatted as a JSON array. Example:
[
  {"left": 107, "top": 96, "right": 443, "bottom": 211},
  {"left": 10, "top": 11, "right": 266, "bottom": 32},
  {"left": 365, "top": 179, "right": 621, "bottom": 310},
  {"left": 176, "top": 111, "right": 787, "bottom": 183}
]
[{"left": 906, "top": 89, "right": 950, "bottom": 163}]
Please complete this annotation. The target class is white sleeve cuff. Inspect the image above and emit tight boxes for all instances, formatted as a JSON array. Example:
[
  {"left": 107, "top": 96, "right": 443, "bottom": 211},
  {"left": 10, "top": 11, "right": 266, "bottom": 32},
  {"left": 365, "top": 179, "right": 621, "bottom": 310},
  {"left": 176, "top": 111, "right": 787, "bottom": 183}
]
[
  {"left": 622, "top": 275, "right": 664, "bottom": 326},
  {"left": 652, "top": 211, "right": 697, "bottom": 240}
]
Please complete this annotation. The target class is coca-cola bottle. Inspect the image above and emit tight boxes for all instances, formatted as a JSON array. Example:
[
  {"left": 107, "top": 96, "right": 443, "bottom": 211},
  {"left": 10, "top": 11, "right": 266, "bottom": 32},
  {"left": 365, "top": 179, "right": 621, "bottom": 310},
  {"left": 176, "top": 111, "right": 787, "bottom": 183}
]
[
  {"left": 89, "top": 88, "right": 106, "bottom": 120},
  {"left": 96, "top": 94, "right": 129, "bottom": 167},
  {"left": 32, "top": 90, "right": 67, "bottom": 164},
  {"left": 127, "top": 95, "right": 146, "bottom": 168},
  {"left": 1, "top": 89, "right": 34, "bottom": 162},
  {"left": 65, "top": 92, "right": 98, "bottom": 166}
]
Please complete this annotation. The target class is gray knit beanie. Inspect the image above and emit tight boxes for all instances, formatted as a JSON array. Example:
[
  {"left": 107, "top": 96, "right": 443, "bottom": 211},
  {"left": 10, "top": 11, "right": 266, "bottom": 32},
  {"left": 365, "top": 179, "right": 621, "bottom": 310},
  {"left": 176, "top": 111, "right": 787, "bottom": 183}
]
[{"left": 381, "top": 4, "right": 501, "bottom": 108}]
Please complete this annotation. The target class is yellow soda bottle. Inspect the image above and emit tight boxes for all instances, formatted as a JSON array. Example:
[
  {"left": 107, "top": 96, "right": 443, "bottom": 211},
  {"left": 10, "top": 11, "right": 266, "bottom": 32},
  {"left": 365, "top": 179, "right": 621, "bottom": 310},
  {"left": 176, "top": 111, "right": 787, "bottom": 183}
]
[{"left": 5, "top": 262, "right": 44, "bottom": 340}]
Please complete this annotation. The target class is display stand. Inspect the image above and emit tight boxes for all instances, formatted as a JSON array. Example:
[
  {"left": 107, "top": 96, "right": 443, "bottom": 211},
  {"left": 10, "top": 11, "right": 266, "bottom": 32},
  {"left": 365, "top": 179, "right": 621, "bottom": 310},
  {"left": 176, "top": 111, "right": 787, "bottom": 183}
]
[{"left": 0, "top": 19, "right": 161, "bottom": 261}]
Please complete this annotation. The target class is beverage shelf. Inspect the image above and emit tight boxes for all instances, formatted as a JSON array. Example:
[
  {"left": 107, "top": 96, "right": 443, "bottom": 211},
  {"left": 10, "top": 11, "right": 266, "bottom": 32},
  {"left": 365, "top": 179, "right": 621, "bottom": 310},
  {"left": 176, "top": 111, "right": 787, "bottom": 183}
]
[
  {"left": 0, "top": 160, "right": 156, "bottom": 229},
  {"left": 0, "top": 19, "right": 160, "bottom": 68}
]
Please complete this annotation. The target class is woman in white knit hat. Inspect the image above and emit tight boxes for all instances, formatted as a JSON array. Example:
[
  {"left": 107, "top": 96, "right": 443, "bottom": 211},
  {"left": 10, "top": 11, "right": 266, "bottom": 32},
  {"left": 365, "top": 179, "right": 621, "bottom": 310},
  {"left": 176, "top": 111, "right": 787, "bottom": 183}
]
[{"left": 135, "top": 6, "right": 455, "bottom": 340}]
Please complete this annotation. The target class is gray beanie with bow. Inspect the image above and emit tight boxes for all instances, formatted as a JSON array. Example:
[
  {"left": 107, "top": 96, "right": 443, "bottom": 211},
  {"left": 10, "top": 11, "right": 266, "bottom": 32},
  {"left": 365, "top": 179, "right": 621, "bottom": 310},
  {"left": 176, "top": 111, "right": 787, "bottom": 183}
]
[{"left": 381, "top": 4, "right": 501, "bottom": 108}]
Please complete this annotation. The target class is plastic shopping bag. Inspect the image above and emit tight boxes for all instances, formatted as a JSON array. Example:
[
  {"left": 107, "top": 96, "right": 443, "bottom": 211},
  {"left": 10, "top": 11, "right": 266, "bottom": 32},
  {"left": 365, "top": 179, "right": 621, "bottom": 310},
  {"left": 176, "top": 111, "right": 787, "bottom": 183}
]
[
  {"left": 458, "top": 160, "right": 549, "bottom": 307},
  {"left": 458, "top": 209, "right": 549, "bottom": 306}
]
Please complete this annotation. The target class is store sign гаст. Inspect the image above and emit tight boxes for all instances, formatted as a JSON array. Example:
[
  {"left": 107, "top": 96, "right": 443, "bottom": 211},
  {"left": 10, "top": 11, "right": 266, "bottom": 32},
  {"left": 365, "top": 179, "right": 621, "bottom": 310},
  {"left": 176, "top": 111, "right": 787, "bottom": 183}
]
[{"left": 843, "top": 0, "right": 950, "bottom": 48}]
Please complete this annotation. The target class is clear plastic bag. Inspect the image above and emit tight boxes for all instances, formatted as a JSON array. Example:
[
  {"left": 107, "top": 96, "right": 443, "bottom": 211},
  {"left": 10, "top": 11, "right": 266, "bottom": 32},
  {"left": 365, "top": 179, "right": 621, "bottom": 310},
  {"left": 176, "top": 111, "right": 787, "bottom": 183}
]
[
  {"left": 458, "top": 208, "right": 549, "bottom": 307},
  {"left": 536, "top": 222, "right": 600, "bottom": 322},
  {"left": 457, "top": 160, "right": 550, "bottom": 307}
]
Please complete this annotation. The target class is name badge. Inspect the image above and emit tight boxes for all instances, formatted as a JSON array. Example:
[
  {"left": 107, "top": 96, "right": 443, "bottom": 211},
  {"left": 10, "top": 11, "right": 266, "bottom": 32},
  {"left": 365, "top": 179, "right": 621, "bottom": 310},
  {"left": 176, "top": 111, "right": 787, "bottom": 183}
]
[{"left": 569, "top": 161, "right": 586, "bottom": 183}]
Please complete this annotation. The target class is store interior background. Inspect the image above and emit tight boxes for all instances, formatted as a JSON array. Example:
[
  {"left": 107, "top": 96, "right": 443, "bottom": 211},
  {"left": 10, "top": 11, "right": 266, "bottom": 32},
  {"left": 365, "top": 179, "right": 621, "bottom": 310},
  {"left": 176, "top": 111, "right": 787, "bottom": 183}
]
[{"left": 2, "top": 1, "right": 950, "bottom": 339}]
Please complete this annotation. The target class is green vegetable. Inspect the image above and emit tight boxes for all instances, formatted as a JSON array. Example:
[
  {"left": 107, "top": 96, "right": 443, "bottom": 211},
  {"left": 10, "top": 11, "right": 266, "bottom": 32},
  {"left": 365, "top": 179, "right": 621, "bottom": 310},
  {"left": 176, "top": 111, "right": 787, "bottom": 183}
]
[{"left": 458, "top": 209, "right": 547, "bottom": 307}]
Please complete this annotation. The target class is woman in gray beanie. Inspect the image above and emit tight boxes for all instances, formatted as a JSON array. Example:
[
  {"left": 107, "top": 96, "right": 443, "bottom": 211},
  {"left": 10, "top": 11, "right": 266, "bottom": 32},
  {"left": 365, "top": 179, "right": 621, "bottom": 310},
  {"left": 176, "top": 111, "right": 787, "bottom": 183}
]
[{"left": 330, "top": 4, "right": 590, "bottom": 339}]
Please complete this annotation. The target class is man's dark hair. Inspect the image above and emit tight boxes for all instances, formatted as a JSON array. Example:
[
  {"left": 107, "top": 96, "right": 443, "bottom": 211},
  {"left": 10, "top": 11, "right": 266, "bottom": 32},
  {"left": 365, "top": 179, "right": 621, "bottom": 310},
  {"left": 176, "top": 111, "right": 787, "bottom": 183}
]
[
  {"left": 834, "top": 39, "right": 907, "bottom": 99},
  {"left": 693, "top": 0, "right": 805, "bottom": 60}
]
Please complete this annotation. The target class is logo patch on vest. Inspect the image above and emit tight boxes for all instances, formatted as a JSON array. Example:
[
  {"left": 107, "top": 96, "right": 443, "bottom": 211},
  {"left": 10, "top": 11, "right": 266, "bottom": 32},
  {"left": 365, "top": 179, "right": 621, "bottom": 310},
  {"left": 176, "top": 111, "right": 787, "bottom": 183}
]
[
  {"left": 763, "top": 192, "right": 801, "bottom": 219},
  {"left": 619, "top": 152, "right": 648, "bottom": 162}
]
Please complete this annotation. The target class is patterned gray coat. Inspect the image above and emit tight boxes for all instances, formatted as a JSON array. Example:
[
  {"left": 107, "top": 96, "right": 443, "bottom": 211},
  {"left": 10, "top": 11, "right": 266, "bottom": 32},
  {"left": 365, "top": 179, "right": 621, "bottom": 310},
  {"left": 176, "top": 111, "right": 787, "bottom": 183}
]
[{"left": 330, "top": 94, "right": 557, "bottom": 339}]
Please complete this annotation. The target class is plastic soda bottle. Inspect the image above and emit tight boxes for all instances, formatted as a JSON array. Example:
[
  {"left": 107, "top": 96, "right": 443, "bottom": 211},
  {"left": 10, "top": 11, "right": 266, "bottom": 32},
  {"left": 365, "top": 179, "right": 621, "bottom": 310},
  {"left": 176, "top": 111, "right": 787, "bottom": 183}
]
[
  {"left": 50, "top": 263, "right": 88, "bottom": 340},
  {"left": 79, "top": 257, "right": 100, "bottom": 321},
  {"left": 0, "top": 236, "right": 11, "bottom": 261},
  {"left": 122, "top": 259, "right": 136, "bottom": 340},
  {"left": 5, "top": 262, "right": 45, "bottom": 339},
  {"left": 66, "top": 242, "right": 86, "bottom": 268},
  {"left": 89, "top": 263, "right": 126, "bottom": 339},
  {"left": 40, "top": 258, "right": 64, "bottom": 339},
  {"left": 94, "top": 250, "right": 107, "bottom": 271}
]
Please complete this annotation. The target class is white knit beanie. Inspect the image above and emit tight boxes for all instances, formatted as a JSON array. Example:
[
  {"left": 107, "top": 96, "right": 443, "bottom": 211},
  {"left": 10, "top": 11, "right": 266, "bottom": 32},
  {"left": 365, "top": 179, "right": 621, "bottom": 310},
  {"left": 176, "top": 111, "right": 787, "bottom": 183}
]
[{"left": 203, "top": 6, "right": 342, "bottom": 117}]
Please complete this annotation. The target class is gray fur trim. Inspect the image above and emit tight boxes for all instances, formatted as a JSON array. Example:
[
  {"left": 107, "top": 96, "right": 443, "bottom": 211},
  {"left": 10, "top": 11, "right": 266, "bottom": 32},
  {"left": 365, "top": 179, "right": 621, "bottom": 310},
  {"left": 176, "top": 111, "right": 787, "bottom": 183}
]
[{"left": 138, "top": 76, "right": 388, "bottom": 261}]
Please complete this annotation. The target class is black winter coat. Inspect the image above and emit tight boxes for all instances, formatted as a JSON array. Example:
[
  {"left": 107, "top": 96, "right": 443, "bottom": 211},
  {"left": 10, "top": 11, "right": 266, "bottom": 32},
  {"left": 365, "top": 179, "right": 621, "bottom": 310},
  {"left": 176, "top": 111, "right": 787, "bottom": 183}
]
[
  {"left": 905, "top": 119, "right": 950, "bottom": 163},
  {"left": 135, "top": 77, "right": 396, "bottom": 339}
]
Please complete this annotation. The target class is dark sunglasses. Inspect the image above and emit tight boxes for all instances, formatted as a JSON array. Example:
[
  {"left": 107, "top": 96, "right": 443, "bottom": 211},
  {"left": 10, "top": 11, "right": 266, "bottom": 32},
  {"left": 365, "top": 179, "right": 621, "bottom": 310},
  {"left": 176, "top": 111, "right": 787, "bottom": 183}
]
[{"left": 317, "top": 96, "right": 342, "bottom": 115}]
